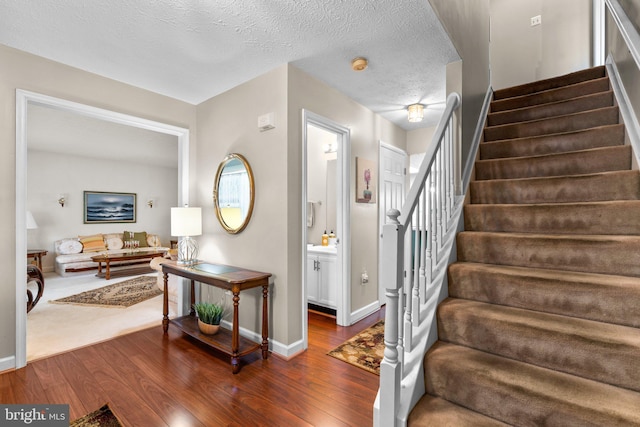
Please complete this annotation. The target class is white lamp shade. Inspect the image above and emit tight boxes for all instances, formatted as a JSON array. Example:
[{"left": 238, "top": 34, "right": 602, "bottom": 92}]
[
  {"left": 171, "top": 207, "right": 202, "bottom": 237},
  {"left": 26, "top": 211, "right": 38, "bottom": 229}
]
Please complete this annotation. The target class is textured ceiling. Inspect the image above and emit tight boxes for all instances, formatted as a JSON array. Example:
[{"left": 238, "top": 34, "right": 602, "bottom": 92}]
[{"left": 1, "top": 0, "right": 459, "bottom": 130}]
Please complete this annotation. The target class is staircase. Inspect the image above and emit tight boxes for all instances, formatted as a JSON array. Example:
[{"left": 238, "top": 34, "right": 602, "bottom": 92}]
[{"left": 408, "top": 66, "right": 640, "bottom": 426}]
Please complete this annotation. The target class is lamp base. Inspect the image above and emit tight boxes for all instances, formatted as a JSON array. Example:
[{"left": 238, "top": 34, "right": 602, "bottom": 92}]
[{"left": 177, "top": 236, "right": 199, "bottom": 266}]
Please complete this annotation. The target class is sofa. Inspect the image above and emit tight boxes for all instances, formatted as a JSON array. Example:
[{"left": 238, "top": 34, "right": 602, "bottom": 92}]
[{"left": 54, "top": 231, "right": 169, "bottom": 276}]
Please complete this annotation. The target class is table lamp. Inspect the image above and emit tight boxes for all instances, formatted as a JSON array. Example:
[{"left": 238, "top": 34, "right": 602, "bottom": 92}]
[
  {"left": 171, "top": 206, "right": 202, "bottom": 266},
  {"left": 26, "top": 211, "right": 38, "bottom": 229}
]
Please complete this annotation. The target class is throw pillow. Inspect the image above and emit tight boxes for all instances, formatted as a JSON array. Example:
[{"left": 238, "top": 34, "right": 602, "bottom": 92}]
[
  {"left": 104, "top": 235, "right": 124, "bottom": 250},
  {"left": 79, "top": 234, "right": 106, "bottom": 252},
  {"left": 123, "top": 231, "right": 148, "bottom": 248},
  {"left": 57, "top": 239, "right": 83, "bottom": 255},
  {"left": 147, "top": 234, "right": 161, "bottom": 247}
]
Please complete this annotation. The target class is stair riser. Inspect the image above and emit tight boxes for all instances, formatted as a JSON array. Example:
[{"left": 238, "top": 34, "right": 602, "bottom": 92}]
[
  {"left": 488, "top": 91, "right": 613, "bottom": 126},
  {"left": 448, "top": 263, "right": 640, "bottom": 328},
  {"left": 493, "top": 66, "right": 606, "bottom": 100},
  {"left": 470, "top": 171, "right": 640, "bottom": 204},
  {"left": 425, "top": 343, "right": 640, "bottom": 426},
  {"left": 490, "top": 77, "right": 610, "bottom": 112},
  {"left": 457, "top": 232, "right": 640, "bottom": 277},
  {"left": 475, "top": 145, "right": 631, "bottom": 180},
  {"left": 437, "top": 299, "right": 640, "bottom": 392},
  {"left": 484, "top": 107, "right": 619, "bottom": 142},
  {"left": 464, "top": 201, "right": 640, "bottom": 235},
  {"left": 480, "top": 125, "right": 625, "bottom": 160}
]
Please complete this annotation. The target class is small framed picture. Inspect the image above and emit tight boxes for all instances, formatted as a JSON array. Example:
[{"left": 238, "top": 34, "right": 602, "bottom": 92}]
[
  {"left": 356, "top": 157, "right": 376, "bottom": 203},
  {"left": 84, "top": 191, "right": 136, "bottom": 223}
]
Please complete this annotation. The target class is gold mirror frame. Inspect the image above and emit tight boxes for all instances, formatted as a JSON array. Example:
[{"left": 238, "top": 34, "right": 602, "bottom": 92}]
[{"left": 213, "top": 153, "right": 255, "bottom": 234}]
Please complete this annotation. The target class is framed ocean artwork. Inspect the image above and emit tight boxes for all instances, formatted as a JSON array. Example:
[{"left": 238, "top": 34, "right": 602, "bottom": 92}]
[{"left": 84, "top": 191, "right": 136, "bottom": 223}]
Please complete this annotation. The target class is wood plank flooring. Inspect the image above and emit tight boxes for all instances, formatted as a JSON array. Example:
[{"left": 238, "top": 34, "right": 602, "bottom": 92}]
[{"left": 1, "top": 309, "right": 384, "bottom": 426}]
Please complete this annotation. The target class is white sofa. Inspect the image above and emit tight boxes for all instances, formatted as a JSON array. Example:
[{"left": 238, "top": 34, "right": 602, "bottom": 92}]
[{"left": 54, "top": 232, "right": 169, "bottom": 276}]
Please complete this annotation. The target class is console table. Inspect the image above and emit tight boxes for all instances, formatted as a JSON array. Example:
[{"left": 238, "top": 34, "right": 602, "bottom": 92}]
[{"left": 161, "top": 261, "right": 272, "bottom": 374}]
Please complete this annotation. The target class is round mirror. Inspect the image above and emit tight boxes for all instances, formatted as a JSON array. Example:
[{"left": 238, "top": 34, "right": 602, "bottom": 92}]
[{"left": 213, "top": 153, "right": 255, "bottom": 234}]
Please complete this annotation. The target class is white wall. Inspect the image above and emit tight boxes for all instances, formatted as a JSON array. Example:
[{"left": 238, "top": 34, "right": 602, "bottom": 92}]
[
  {"left": 27, "top": 150, "right": 178, "bottom": 272},
  {"left": 490, "top": 0, "right": 592, "bottom": 90}
]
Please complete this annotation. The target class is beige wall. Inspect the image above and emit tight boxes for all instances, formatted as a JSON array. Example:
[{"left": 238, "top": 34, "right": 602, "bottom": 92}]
[
  {"left": 195, "top": 65, "right": 292, "bottom": 345},
  {"left": 287, "top": 65, "right": 407, "bottom": 316},
  {"left": 0, "top": 44, "right": 196, "bottom": 364},
  {"left": 196, "top": 64, "right": 407, "bottom": 352},
  {"left": 429, "top": 0, "right": 491, "bottom": 170},
  {"left": 490, "top": 0, "right": 592, "bottom": 90}
]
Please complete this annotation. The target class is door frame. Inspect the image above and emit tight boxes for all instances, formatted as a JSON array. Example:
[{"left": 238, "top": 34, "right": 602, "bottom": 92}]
[
  {"left": 378, "top": 141, "right": 407, "bottom": 306},
  {"left": 301, "top": 110, "right": 351, "bottom": 348},
  {"left": 15, "top": 89, "right": 190, "bottom": 369}
]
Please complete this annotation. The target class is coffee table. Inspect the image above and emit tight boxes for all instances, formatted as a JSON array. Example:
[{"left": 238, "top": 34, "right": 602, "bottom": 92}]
[{"left": 91, "top": 250, "right": 166, "bottom": 280}]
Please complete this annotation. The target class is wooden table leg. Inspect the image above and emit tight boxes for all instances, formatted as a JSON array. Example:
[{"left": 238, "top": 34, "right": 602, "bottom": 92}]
[
  {"left": 231, "top": 287, "right": 240, "bottom": 374},
  {"left": 162, "top": 272, "right": 169, "bottom": 333},
  {"left": 190, "top": 279, "right": 196, "bottom": 316},
  {"left": 261, "top": 283, "right": 269, "bottom": 359},
  {"left": 96, "top": 261, "right": 103, "bottom": 277},
  {"left": 105, "top": 260, "right": 111, "bottom": 280}
]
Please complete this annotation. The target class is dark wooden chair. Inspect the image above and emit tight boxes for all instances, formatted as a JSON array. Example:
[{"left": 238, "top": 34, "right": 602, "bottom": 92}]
[{"left": 26, "top": 265, "right": 44, "bottom": 313}]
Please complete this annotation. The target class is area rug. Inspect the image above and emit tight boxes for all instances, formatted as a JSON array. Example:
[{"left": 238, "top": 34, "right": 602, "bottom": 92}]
[
  {"left": 51, "top": 276, "right": 161, "bottom": 308},
  {"left": 327, "top": 320, "right": 384, "bottom": 375},
  {"left": 70, "top": 404, "right": 123, "bottom": 426}
]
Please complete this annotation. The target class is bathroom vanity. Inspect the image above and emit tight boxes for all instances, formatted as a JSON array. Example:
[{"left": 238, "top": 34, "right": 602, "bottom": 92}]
[{"left": 307, "top": 245, "right": 337, "bottom": 310}]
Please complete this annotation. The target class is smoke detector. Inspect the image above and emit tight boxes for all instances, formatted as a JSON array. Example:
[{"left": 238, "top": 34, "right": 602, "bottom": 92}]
[{"left": 351, "top": 57, "right": 368, "bottom": 71}]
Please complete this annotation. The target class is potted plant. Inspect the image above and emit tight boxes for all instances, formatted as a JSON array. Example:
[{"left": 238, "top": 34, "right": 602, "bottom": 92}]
[{"left": 193, "top": 301, "right": 224, "bottom": 335}]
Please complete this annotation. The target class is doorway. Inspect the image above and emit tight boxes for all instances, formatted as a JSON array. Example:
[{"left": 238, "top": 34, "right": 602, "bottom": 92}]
[
  {"left": 302, "top": 110, "right": 350, "bottom": 349},
  {"left": 15, "top": 90, "right": 190, "bottom": 369}
]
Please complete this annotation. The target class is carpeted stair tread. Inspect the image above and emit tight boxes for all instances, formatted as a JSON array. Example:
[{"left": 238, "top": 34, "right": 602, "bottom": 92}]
[
  {"left": 408, "top": 395, "right": 510, "bottom": 427},
  {"left": 457, "top": 231, "right": 640, "bottom": 277},
  {"left": 475, "top": 145, "right": 630, "bottom": 180},
  {"left": 464, "top": 200, "right": 640, "bottom": 235},
  {"left": 470, "top": 170, "right": 640, "bottom": 204},
  {"left": 487, "top": 90, "right": 613, "bottom": 126},
  {"left": 483, "top": 106, "right": 619, "bottom": 142},
  {"left": 492, "top": 66, "right": 606, "bottom": 100},
  {"left": 479, "top": 124, "right": 625, "bottom": 159},
  {"left": 437, "top": 298, "right": 640, "bottom": 391},
  {"left": 425, "top": 342, "right": 640, "bottom": 426},
  {"left": 448, "top": 262, "right": 640, "bottom": 328},
  {"left": 490, "top": 77, "right": 610, "bottom": 112}
]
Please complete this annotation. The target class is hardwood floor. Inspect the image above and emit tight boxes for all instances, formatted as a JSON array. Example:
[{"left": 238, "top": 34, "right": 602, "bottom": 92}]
[{"left": 1, "top": 308, "right": 384, "bottom": 426}]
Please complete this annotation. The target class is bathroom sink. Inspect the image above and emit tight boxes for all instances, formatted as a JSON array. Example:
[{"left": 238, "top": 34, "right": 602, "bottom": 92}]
[{"left": 308, "top": 245, "right": 337, "bottom": 254}]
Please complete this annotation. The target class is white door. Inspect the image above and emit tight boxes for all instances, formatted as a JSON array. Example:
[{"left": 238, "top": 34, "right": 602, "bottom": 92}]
[{"left": 378, "top": 142, "right": 407, "bottom": 305}]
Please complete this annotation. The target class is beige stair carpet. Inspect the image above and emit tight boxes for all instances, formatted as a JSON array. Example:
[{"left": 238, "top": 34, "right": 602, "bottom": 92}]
[{"left": 409, "top": 65, "right": 640, "bottom": 426}]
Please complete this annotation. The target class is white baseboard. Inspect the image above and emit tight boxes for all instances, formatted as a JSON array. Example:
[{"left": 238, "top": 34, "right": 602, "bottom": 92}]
[
  {"left": 0, "top": 355, "right": 16, "bottom": 373},
  {"left": 351, "top": 300, "right": 381, "bottom": 324},
  {"left": 219, "top": 320, "right": 305, "bottom": 359}
]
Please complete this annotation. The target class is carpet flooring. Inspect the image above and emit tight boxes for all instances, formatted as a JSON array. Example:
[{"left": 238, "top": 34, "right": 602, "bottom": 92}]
[
  {"left": 327, "top": 320, "right": 384, "bottom": 375},
  {"left": 50, "top": 276, "right": 161, "bottom": 308},
  {"left": 409, "top": 66, "right": 640, "bottom": 425},
  {"left": 27, "top": 273, "right": 167, "bottom": 361}
]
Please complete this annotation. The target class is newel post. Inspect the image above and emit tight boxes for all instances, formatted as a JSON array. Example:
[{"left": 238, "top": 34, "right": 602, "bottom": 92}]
[{"left": 379, "top": 208, "right": 403, "bottom": 427}]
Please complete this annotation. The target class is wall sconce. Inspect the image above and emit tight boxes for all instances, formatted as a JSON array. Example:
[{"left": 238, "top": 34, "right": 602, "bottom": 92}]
[
  {"left": 407, "top": 104, "right": 424, "bottom": 123},
  {"left": 58, "top": 194, "right": 67, "bottom": 207},
  {"left": 147, "top": 199, "right": 154, "bottom": 208}
]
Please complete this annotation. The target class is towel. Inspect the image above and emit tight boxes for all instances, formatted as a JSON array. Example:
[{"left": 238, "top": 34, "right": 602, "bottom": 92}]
[{"left": 307, "top": 201, "right": 314, "bottom": 227}]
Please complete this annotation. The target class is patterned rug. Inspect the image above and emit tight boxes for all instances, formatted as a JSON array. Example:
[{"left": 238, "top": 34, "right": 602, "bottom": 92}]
[
  {"left": 327, "top": 320, "right": 384, "bottom": 375},
  {"left": 51, "top": 276, "right": 161, "bottom": 308},
  {"left": 71, "top": 404, "right": 123, "bottom": 426}
]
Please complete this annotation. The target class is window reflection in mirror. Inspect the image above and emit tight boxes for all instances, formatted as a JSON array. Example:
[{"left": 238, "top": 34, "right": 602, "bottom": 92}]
[{"left": 213, "top": 153, "right": 254, "bottom": 234}]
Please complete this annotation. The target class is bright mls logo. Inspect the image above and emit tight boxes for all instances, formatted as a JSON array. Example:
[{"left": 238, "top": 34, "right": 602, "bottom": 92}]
[{"left": 1, "top": 405, "right": 68, "bottom": 426}]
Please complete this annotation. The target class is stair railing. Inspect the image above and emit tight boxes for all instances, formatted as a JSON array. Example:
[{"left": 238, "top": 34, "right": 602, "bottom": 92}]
[{"left": 376, "top": 92, "right": 460, "bottom": 427}]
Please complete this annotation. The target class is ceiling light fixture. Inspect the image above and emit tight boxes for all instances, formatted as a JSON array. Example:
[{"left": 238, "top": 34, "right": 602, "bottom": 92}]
[
  {"left": 407, "top": 104, "right": 424, "bottom": 123},
  {"left": 351, "top": 57, "right": 368, "bottom": 71}
]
